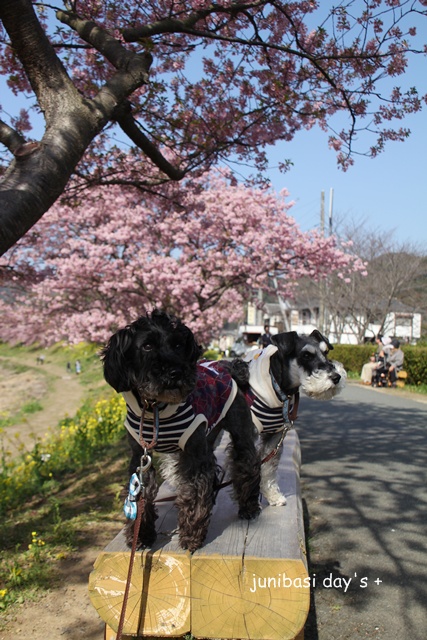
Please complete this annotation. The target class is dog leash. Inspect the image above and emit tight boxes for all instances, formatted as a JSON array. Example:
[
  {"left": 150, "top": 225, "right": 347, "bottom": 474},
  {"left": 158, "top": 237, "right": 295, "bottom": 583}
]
[
  {"left": 117, "top": 401, "right": 159, "bottom": 640},
  {"left": 259, "top": 388, "right": 299, "bottom": 464}
]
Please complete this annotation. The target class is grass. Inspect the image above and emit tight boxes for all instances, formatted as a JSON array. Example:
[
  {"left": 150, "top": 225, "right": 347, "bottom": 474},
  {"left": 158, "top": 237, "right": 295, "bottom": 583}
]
[
  {"left": 0, "top": 341, "right": 127, "bottom": 619},
  {"left": 0, "top": 340, "right": 104, "bottom": 388},
  {"left": 0, "top": 437, "right": 129, "bottom": 617},
  {"left": 0, "top": 358, "right": 46, "bottom": 429},
  {"left": 0, "top": 399, "right": 128, "bottom": 616},
  {"left": 0, "top": 400, "right": 44, "bottom": 431},
  {"left": 405, "top": 383, "right": 427, "bottom": 395},
  {"left": 0, "top": 341, "right": 105, "bottom": 430},
  {"left": 21, "top": 400, "right": 43, "bottom": 414},
  {"left": 346, "top": 369, "right": 427, "bottom": 395}
]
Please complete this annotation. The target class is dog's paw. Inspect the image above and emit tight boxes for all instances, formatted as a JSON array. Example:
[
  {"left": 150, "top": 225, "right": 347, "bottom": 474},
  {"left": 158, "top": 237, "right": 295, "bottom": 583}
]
[
  {"left": 238, "top": 502, "right": 261, "bottom": 521},
  {"left": 179, "top": 534, "right": 205, "bottom": 553},
  {"left": 267, "top": 494, "right": 287, "bottom": 507},
  {"left": 262, "top": 486, "right": 287, "bottom": 506}
]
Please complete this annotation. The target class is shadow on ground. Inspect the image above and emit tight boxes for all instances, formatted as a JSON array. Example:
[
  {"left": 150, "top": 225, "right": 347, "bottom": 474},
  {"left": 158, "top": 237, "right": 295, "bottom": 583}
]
[{"left": 297, "top": 386, "right": 427, "bottom": 640}]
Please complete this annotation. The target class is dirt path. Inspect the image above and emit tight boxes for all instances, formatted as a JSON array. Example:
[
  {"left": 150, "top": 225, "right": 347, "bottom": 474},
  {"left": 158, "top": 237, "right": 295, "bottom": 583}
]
[
  {"left": 1, "top": 352, "right": 114, "bottom": 640},
  {"left": 0, "top": 355, "right": 85, "bottom": 457},
  {"left": 0, "top": 528, "right": 118, "bottom": 640}
]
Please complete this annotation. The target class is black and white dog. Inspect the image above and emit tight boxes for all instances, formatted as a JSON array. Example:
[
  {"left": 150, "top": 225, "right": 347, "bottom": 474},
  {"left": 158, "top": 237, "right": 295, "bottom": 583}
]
[
  {"left": 101, "top": 310, "right": 261, "bottom": 552},
  {"left": 234, "top": 330, "right": 346, "bottom": 507}
]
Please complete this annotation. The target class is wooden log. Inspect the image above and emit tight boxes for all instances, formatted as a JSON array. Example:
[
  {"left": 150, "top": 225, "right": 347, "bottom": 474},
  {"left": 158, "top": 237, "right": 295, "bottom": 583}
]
[
  {"left": 191, "top": 429, "right": 308, "bottom": 640},
  {"left": 89, "top": 487, "right": 191, "bottom": 637},
  {"left": 396, "top": 370, "right": 408, "bottom": 388},
  {"left": 89, "top": 430, "right": 308, "bottom": 640},
  {"left": 104, "top": 624, "right": 133, "bottom": 640}
]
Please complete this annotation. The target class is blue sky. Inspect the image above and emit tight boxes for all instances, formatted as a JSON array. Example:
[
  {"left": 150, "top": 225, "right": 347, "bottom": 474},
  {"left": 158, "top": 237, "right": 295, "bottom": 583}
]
[
  {"left": 260, "top": 10, "right": 427, "bottom": 250},
  {"left": 262, "top": 107, "right": 427, "bottom": 249}
]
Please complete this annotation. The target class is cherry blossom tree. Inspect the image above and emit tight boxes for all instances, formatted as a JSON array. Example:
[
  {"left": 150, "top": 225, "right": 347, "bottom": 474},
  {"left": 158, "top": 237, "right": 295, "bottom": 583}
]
[
  {"left": 1, "top": 0, "right": 426, "bottom": 254},
  {"left": 0, "top": 167, "right": 365, "bottom": 344}
]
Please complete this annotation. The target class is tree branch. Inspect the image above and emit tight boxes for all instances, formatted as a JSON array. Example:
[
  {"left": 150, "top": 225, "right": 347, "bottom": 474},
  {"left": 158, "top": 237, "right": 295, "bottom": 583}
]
[
  {"left": 57, "top": 10, "right": 140, "bottom": 70},
  {"left": 122, "top": 1, "right": 264, "bottom": 41},
  {"left": 115, "top": 104, "right": 185, "bottom": 180},
  {"left": 0, "top": 119, "right": 26, "bottom": 154},
  {"left": 0, "top": 0, "right": 79, "bottom": 118}
]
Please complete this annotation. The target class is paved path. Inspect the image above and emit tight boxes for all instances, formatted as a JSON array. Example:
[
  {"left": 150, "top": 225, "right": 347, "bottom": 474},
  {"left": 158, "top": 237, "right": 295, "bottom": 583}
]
[{"left": 297, "top": 382, "right": 427, "bottom": 640}]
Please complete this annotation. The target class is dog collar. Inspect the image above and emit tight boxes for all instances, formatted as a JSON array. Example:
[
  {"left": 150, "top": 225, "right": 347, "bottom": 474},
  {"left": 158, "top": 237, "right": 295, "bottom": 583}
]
[
  {"left": 270, "top": 373, "right": 299, "bottom": 422},
  {"left": 270, "top": 373, "right": 290, "bottom": 422}
]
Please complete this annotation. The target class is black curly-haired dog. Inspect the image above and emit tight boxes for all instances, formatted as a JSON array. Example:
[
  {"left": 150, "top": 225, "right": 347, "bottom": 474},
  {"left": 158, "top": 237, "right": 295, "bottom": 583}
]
[{"left": 101, "top": 310, "right": 261, "bottom": 552}]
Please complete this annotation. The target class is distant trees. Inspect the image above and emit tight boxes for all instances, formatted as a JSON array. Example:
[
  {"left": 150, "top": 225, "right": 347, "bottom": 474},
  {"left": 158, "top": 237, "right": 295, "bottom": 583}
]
[{"left": 312, "top": 225, "right": 426, "bottom": 343}]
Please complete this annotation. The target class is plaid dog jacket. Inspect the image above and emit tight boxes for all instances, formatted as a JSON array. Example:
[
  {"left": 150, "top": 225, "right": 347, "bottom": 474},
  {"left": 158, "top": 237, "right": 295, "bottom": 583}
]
[{"left": 122, "top": 361, "right": 237, "bottom": 452}]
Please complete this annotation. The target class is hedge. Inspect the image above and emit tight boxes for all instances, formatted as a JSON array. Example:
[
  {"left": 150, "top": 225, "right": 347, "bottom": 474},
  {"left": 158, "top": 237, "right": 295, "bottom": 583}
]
[{"left": 331, "top": 344, "right": 427, "bottom": 386}]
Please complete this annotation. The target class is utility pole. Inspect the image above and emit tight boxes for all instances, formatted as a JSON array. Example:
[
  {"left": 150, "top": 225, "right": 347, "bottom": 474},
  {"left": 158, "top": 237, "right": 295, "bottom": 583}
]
[
  {"left": 329, "top": 188, "right": 334, "bottom": 236},
  {"left": 319, "top": 191, "right": 325, "bottom": 333},
  {"left": 320, "top": 190, "right": 325, "bottom": 236}
]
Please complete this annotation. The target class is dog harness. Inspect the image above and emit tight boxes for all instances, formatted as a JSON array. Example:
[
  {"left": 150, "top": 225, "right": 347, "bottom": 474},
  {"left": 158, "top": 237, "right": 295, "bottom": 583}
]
[
  {"left": 122, "top": 361, "right": 237, "bottom": 453},
  {"left": 243, "top": 345, "right": 289, "bottom": 434}
]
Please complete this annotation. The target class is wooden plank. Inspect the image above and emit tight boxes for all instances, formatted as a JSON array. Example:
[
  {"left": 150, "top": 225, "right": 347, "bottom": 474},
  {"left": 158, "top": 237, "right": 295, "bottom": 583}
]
[
  {"left": 90, "top": 430, "right": 309, "bottom": 640},
  {"left": 104, "top": 624, "right": 133, "bottom": 640},
  {"left": 191, "top": 430, "right": 309, "bottom": 640},
  {"left": 89, "top": 481, "right": 191, "bottom": 636},
  {"left": 104, "top": 625, "right": 305, "bottom": 640}
]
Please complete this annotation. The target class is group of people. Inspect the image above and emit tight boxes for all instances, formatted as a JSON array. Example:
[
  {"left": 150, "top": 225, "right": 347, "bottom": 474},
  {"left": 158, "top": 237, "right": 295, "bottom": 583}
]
[
  {"left": 66, "top": 360, "right": 82, "bottom": 375},
  {"left": 360, "top": 335, "right": 404, "bottom": 388}
]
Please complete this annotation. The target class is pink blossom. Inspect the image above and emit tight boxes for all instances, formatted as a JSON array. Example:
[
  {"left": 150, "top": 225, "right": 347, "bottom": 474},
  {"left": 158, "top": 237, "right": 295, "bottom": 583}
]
[{"left": 0, "top": 166, "right": 363, "bottom": 345}]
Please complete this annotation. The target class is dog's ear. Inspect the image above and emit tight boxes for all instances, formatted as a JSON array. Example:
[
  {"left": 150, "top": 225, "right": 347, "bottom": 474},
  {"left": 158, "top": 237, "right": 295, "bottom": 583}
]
[
  {"left": 101, "top": 326, "right": 135, "bottom": 392},
  {"left": 310, "top": 330, "right": 334, "bottom": 353},
  {"left": 271, "top": 331, "right": 299, "bottom": 356}
]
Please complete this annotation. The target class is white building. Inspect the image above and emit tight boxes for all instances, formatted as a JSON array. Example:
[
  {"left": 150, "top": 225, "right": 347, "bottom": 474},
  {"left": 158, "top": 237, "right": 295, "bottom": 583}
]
[{"left": 239, "top": 300, "right": 422, "bottom": 345}]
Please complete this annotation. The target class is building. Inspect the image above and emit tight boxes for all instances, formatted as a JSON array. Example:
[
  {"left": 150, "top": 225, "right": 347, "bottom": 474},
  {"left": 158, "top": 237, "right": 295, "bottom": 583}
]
[{"left": 238, "top": 299, "right": 422, "bottom": 345}]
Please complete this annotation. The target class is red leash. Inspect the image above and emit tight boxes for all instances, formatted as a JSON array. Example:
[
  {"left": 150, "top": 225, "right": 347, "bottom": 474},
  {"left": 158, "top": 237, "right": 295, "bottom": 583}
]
[{"left": 116, "top": 401, "right": 158, "bottom": 640}]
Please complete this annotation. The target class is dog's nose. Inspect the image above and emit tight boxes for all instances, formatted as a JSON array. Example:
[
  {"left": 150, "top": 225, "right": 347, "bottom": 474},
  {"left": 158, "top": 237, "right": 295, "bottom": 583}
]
[
  {"left": 169, "top": 367, "right": 182, "bottom": 380},
  {"left": 331, "top": 372, "right": 341, "bottom": 385}
]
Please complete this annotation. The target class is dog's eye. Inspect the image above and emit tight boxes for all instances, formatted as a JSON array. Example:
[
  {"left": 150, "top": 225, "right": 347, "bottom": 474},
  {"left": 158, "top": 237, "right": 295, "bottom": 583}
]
[
  {"left": 141, "top": 343, "right": 153, "bottom": 352},
  {"left": 302, "top": 351, "right": 314, "bottom": 360},
  {"left": 173, "top": 342, "right": 183, "bottom": 350}
]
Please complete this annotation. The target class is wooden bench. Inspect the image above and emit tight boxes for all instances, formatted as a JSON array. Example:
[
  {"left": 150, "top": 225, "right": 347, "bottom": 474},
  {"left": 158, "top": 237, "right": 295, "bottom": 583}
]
[
  {"left": 396, "top": 370, "right": 408, "bottom": 388},
  {"left": 89, "top": 430, "right": 308, "bottom": 640}
]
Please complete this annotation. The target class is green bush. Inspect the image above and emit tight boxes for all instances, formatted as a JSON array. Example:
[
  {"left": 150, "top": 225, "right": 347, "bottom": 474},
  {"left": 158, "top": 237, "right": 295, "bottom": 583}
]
[
  {"left": 331, "top": 344, "right": 376, "bottom": 376},
  {"left": 203, "top": 348, "right": 221, "bottom": 361},
  {"left": 331, "top": 344, "right": 427, "bottom": 386},
  {"left": 400, "top": 346, "right": 427, "bottom": 385}
]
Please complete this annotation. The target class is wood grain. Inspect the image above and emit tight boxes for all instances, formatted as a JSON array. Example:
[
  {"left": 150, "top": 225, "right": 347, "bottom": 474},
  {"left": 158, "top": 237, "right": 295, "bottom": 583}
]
[{"left": 89, "top": 430, "right": 308, "bottom": 639}]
